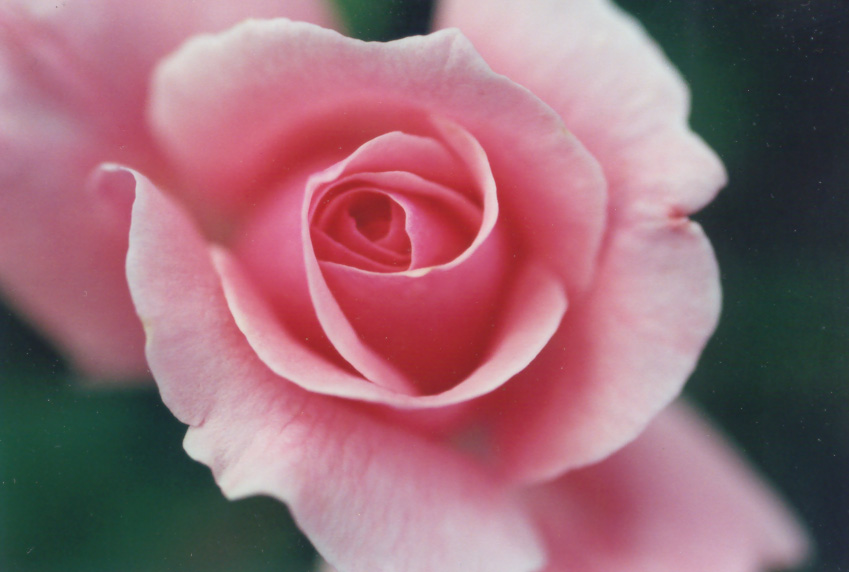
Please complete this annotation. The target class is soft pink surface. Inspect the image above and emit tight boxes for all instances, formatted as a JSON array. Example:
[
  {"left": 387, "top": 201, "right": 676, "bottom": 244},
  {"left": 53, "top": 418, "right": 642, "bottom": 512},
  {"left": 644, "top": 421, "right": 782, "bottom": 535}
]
[
  {"left": 314, "top": 399, "right": 810, "bottom": 572},
  {"left": 436, "top": 0, "right": 726, "bottom": 219},
  {"left": 127, "top": 170, "right": 545, "bottom": 572},
  {"left": 489, "top": 216, "right": 721, "bottom": 481},
  {"left": 0, "top": 0, "right": 336, "bottom": 378},
  {"left": 3, "top": 0, "right": 809, "bottom": 570},
  {"left": 300, "top": 125, "right": 502, "bottom": 394},
  {"left": 149, "top": 20, "right": 598, "bottom": 413},
  {"left": 437, "top": 0, "right": 725, "bottom": 481},
  {"left": 0, "top": 62, "right": 148, "bottom": 378},
  {"left": 149, "top": 20, "right": 606, "bottom": 293},
  {"left": 527, "top": 402, "right": 809, "bottom": 572},
  {"left": 129, "top": 10, "right": 804, "bottom": 571},
  {"left": 127, "top": 165, "right": 806, "bottom": 572},
  {"left": 217, "top": 242, "right": 566, "bottom": 407}
]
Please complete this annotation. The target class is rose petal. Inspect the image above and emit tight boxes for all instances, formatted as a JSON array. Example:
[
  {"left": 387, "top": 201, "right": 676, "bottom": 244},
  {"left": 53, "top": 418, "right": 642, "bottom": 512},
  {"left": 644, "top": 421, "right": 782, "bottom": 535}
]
[
  {"left": 300, "top": 124, "right": 504, "bottom": 394},
  {"left": 231, "top": 127, "right": 486, "bottom": 367},
  {"left": 126, "top": 169, "right": 546, "bottom": 572},
  {"left": 0, "top": 29, "right": 148, "bottom": 377},
  {"left": 216, "top": 243, "right": 566, "bottom": 409},
  {"left": 312, "top": 233, "right": 505, "bottom": 395},
  {"left": 436, "top": 0, "right": 726, "bottom": 220},
  {"left": 149, "top": 20, "right": 606, "bottom": 293},
  {"left": 490, "top": 216, "right": 721, "bottom": 481},
  {"left": 0, "top": 0, "right": 338, "bottom": 377},
  {"left": 213, "top": 247, "right": 412, "bottom": 397},
  {"left": 0, "top": 0, "right": 337, "bottom": 147},
  {"left": 226, "top": 116, "right": 567, "bottom": 400},
  {"left": 311, "top": 173, "right": 477, "bottom": 271},
  {"left": 0, "top": 110, "right": 148, "bottom": 378},
  {"left": 525, "top": 402, "right": 809, "bottom": 572},
  {"left": 432, "top": 0, "right": 726, "bottom": 481},
  {"left": 306, "top": 124, "right": 484, "bottom": 200}
]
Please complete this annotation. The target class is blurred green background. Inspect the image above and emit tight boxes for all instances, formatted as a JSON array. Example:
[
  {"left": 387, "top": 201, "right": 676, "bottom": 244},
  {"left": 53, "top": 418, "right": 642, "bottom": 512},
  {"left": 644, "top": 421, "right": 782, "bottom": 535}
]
[{"left": 1, "top": 1, "right": 847, "bottom": 571}]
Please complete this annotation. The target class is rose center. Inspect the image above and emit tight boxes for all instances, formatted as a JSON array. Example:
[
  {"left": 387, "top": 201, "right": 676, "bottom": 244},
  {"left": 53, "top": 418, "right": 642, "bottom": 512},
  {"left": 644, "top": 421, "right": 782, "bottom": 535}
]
[
  {"left": 349, "top": 193, "right": 391, "bottom": 241},
  {"left": 311, "top": 188, "right": 413, "bottom": 271}
]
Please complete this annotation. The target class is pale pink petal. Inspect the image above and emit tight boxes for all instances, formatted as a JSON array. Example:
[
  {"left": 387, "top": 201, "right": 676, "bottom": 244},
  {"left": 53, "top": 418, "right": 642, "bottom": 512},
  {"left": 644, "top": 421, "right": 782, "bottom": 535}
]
[
  {"left": 184, "top": 393, "right": 546, "bottom": 572},
  {"left": 304, "top": 122, "right": 494, "bottom": 271},
  {"left": 149, "top": 20, "right": 606, "bottom": 294},
  {"left": 434, "top": 0, "right": 726, "bottom": 488},
  {"left": 0, "top": 0, "right": 337, "bottom": 377},
  {"left": 490, "top": 217, "right": 721, "bottom": 481},
  {"left": 436, "top": 0, "right": 726, "bottom": 219},
  {"left": 0, "top": 33, "right": 149, "bottom": 377},
  {"left": 314, "top": 242, "right": 504, "bottom": 395},
  {"left": 0, "top": 0, "right": 337, "bottom": 147},
  {"left": 428, "top": 262, "right": 567, "bottom": 405},
  {"left": 525, "top": 402, "right": 809, "bottom": 572},
  {"left": 212, "top": 247, "right": 385, "bottom": 398},
  {"left": 125, "top": 170, "right": 546, "bottom": 572},
  {"left": 306, "top": 125, "right": 484, "bottom": 200},
  {"left": 0, "top": 111, "right": 148, "bottom": 378}
]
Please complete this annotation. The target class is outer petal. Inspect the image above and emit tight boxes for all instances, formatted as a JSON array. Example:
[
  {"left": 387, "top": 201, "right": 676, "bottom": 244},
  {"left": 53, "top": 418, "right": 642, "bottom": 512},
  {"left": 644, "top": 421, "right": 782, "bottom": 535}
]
[
  {"left": 491, "top": 216, "right": 721, "bottom": 481},
  {"left": 436, "top": 0, "right": 726, "bottom": 480},
  {"left": 126, "top": 170, "right": 546, "bottom": 572},
  {"left": 0, "top": 0, "right": 337, "bottom": 377},
  {"left": 525, "top": 402, "right": 809, "bottom": 572},
  {"left": 436, "top": 0, "right": 726, "bottom": 219},
  {"left": 0, "top": 19, "right": 148, "bottom": 378},
  {"left": 0, "top": 122, "right": 148, "bottom": 378},
  {"left": 0, "top": 0, "right": 337, "bottom": 145}
]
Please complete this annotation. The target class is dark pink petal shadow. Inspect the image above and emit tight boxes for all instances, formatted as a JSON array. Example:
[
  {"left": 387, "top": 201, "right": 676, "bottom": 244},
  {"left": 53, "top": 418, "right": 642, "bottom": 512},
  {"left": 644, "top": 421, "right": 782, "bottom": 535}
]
[{"left": 301, "top": 124, "right": 503, "bottom": 394}]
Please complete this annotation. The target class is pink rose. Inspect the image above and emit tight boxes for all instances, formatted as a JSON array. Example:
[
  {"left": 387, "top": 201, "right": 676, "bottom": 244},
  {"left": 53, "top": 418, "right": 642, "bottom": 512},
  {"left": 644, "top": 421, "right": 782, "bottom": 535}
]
[{"left": 0, "top": 1, "right": 808, "bottom": 571}]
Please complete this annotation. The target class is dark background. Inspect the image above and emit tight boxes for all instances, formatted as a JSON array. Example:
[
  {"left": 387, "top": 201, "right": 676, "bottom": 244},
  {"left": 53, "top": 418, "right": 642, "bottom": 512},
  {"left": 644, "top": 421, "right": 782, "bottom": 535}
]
[{"left": 1, "top": 1, "right": 847, "bottom": 570}]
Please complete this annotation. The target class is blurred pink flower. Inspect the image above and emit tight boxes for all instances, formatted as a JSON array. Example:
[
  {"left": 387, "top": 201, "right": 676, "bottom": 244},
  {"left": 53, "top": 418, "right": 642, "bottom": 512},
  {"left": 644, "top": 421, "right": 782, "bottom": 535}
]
[{"left": 0, "top": 1, "right": 808, "bottom": 570}]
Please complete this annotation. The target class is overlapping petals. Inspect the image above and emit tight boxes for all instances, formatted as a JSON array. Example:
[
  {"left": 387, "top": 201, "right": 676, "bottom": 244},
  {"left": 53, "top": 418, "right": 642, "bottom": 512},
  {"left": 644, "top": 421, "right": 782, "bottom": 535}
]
[
  {"left": 315, "top": 403, "right": 808, "bottom": 572},
  {"left": 527, "top": 403, "right": 808, "bottom": 572},
  {"left": 149, "top": 21, "right": 606, "bottom": 293},
  {"left": 150, "top": 20, "right": 600, "bottom": 408},
  {"left": 0, "top": 0, "right": 336, "bottom": 377},
  {"left": 437, "top": 0, "right": 726, "bottom": 481},
  {"left": 0, "top": 0, "right": 809, "bottom": 571},
  {"left": 127, "top": 168, "right": 546, "bottom": 572}
]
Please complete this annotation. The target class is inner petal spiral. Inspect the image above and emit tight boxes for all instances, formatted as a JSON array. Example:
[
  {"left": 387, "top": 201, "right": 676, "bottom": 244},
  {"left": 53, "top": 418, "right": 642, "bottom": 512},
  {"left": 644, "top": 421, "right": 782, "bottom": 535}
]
[
  {"left": 310, "top": 169, "right": 482, "bottom": 275},
  {"left": 313, "top": 189, "right": 413, "bottom": 271},
  {"left": 298, "top": 125, "right": 510, "bottom": 394},
  {"left": 350, "top": 193, "right": 390, "bottom": 241}
]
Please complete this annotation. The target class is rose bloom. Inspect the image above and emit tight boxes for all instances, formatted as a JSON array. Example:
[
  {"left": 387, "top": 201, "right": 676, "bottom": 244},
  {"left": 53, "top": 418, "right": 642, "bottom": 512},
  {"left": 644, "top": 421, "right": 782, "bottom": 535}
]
[{"left": 0, "top": 1, "right": 809, "bottom": 571}]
